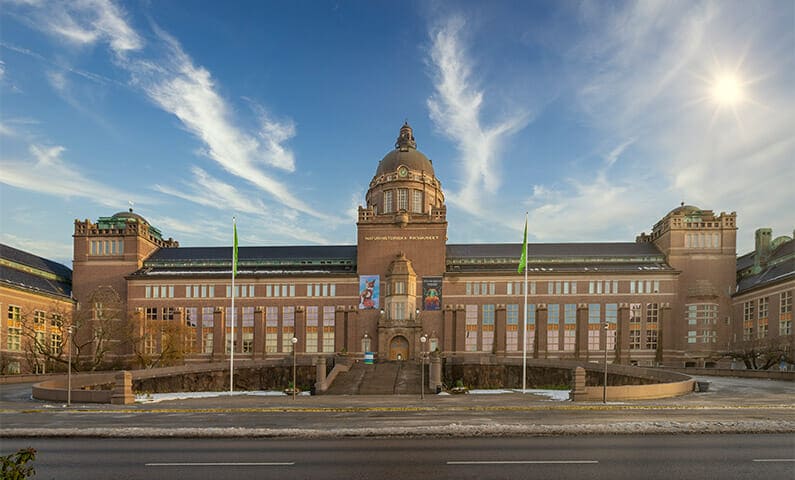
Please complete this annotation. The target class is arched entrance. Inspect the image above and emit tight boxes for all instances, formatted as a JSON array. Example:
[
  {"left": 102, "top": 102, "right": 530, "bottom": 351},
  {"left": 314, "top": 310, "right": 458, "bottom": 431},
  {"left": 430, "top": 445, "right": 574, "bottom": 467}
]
[{"left": 389, "top": 335, "right": 409, "bottom": 361}]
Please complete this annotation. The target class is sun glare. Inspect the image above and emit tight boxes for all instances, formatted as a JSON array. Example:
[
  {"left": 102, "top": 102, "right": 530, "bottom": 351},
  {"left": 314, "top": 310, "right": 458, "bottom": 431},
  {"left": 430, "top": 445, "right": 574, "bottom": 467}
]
[{"left": 711, "top": 73, "right": 744, "bottom": 107}]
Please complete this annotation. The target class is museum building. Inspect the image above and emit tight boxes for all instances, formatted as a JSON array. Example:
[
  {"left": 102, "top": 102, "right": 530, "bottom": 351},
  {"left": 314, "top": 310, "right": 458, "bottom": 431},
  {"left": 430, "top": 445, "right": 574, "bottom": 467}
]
[{"left": 2, "top": 123, "right": 793, "bottom": 374}]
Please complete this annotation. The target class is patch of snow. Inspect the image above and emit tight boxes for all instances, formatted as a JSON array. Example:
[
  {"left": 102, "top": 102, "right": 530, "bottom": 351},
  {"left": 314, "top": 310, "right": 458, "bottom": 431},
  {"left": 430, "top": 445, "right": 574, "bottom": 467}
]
[
  {"left": 468, "top": 389, "right": 514, "bottom": 395},
  {"left": 135, "top": 390, "right": 309, "bottom": 403},
  {"left": 515, "top": 389, "right": 571, "bottom": 401}
]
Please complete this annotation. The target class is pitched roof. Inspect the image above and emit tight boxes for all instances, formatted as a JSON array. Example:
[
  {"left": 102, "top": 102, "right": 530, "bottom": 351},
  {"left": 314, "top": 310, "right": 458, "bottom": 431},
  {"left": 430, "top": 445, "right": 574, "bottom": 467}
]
[
  {"left": 0, "top": 243, "right": 73, "bottom": 299},
  {"left": 446, "top": 242, "right": 672, "bottom": 273},
  {"left": 131, "top": 245, "right": 358, "bottom": 278},
  {"left": 735, "top": 238, "right": 795, "bottom": 295}
]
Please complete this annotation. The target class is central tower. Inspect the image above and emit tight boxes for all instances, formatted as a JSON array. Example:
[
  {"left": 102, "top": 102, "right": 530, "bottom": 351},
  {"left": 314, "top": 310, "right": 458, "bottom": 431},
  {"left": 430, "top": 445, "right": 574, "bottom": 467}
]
[{"left": 357, "top": 122, "right": 447, "bottom": 360}]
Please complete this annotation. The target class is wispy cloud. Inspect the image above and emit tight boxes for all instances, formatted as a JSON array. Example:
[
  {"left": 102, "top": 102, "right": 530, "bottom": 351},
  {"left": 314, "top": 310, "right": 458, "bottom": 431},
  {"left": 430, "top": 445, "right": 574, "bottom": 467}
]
[
  {"left": 154, "top": 167, "right": 332, "bottom": 244},
  {"left": 0, "top": 143, "right": 137, "bottom": 209},
  {"left": 154, "top": 167, "right": 269, "bottom": 216},
  {"left": 38, "top": 0, "right": 143, "bottom": 56},
  {"left": 426, "top": 16, "right": 530, "bottom": 215},
  {"left": 11, "top": 0, "right": 334, "bottom": 223},
  {"left": 520, "top": 1, "right": 794, "bottom": 251},
  {"left": 128, "top": 29, "right": 318, "bottom": 216}
]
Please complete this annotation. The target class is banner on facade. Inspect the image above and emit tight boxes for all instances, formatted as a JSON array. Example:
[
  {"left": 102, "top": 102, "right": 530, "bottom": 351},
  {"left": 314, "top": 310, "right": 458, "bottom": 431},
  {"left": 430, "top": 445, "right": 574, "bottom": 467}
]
[
  {"left": 422, "top": 277, "right": 442, "bottom": 311},
  {"left": 358, "top": 275, "right": 380, "bottom": 310}
]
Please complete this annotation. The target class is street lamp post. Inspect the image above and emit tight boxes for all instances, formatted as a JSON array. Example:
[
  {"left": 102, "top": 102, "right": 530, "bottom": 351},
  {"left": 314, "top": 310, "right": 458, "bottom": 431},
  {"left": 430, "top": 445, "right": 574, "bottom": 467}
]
[
  {"left": 420, "top": 334, "right": 427, "bottom": 400},
  {"left": 291, "top": 336, "right": 298, "bottom": 400},
  {"left": 603, "top": 322, "right": 609, "bottom": 404},
  {"left": 67, "top": 326, "right": 73, "bottom": 407}
]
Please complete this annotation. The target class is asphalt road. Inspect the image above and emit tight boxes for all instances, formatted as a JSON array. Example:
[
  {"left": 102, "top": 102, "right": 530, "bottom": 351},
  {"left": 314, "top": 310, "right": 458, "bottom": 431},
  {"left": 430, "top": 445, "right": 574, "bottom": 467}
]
[{"left": 3, "top": 434, "right": 793, "bottom": 480}]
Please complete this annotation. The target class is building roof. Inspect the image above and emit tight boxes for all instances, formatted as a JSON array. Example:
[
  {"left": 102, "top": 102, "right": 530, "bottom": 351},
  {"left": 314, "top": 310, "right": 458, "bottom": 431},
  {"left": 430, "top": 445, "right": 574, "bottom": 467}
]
[
  {"left": 0, "top": 243, "right": 73, "bottom": 299},
  {"left": 446, "top": 242, "right": 673, "bottom": 273},
  {"left": 736, "top": 237, "right": 795, "bottom": 295},
  {"left": 130, "top": 245, "right": 358, "bottom": 278}
]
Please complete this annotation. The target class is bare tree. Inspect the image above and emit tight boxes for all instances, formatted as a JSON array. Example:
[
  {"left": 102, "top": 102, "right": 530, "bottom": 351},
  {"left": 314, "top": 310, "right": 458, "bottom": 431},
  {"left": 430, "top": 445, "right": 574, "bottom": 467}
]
[
  {"left": 720, "top": 336, "right": 794, "bottom": 370},
  {"left": 127, "top": 312, "right": 191, "bottom": 369},
  {"left": 16, "top": 301, "right": 72, "bottom": 373},
  {"left": 71, "top": 286, "right": 126, "bottom": 371}
]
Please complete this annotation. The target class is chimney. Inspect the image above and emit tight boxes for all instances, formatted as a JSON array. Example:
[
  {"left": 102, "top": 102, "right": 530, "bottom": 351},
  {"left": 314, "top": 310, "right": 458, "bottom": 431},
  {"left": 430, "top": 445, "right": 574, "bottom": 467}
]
[{"left": 753, "top": 228, "right": 772, "bottom": 271}]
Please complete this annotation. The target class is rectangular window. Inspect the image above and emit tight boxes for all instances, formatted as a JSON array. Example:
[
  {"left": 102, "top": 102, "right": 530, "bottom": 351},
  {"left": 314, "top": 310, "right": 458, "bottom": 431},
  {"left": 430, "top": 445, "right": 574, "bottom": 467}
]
[
  {"left": 646, "top": 303, "right": 659, "bottom": 349},
  {"left": 605, "top": 303, "right": 617, "bottom": 350},
  {"left": 202, "top": 307, "right": 214, "bottom": 353},
  {"left": 162, "top": 307, "right": 175, "bottom": 321},
  {"left": 688, "top": 303, "right": 719, "bottom": 344},
  {"left": 306, "top": 306, "right": 319, "bottom": 353},
  {"left": 465, "top": 305, "right": 478, "bottom": 352},
  {"left": 282, "top": 306, "right": 295, "bottom": 352},
  {"left": 322, "top": 306, "right": 335, "bottom": 353},
  {"left": 384, "top": 190, "right": 393, "bottom": 213},
  {"left": 629, "top": 303, "right": 642, "bottom": 350},
  {"left": 50, "top": 332, "right": 63, "bottom": 353},
  {"left": 758, "top": 297, "right": 769, "bottom": 339},
  {"left": 412, "top": 190, "right": 423, "bottom": 213},
  {"left": 482, "top": 304, "right": 495, "bottom": 353},
  {"left": 563, "top": 304, "right": 576, "bottom": 351},
  {"left": 527, "top": 304, "right": 536, "bottom": 353},
  {"left": 588, "top": 304, "right": 601, "bottom": 351},
  {"left": 506, "top": 304, "right": 519, "bottom": 352},
  {"left": 547, "top": 304, "right": 559, "bottom": 351},
  {"left": 397, "top": 188, "right": 408, "bottom": 211},
  {"left": 781, "top": 291, "right": 793, "bottom": 336},
  {"left": 265, "top": 307, "right": 279, "bottom": 353},
  {"left": 7, "top": 320, "right": 21, "bottom": 351},
  {"left": 145, "top": 307, "right": 158, "bottom": 321},
  {"left": 743, "top": 300, "right": 755, "bottom": 340}
]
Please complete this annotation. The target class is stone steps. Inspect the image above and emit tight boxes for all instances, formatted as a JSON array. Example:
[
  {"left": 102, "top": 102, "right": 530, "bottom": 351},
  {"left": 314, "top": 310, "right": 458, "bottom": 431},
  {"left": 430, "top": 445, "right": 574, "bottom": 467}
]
[{"left": 325, "top": 361, "right": 431, "bottom": 395}]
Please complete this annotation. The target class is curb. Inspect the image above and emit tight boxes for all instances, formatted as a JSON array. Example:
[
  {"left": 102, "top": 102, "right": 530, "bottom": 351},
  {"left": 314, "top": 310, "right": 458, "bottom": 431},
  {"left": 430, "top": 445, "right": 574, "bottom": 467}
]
[{"left": 4, "top": 421, "right": 795, "bottom": 438}]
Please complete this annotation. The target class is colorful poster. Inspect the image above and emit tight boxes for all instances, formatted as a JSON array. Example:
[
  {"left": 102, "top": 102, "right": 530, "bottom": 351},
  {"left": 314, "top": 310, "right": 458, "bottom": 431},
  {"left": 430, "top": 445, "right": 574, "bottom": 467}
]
[
  {"left": 422, "top": 277, "right": 442, "bottom": 311},
  {"left": 358, "top": 275, "right": 380, "bottom": 310}
]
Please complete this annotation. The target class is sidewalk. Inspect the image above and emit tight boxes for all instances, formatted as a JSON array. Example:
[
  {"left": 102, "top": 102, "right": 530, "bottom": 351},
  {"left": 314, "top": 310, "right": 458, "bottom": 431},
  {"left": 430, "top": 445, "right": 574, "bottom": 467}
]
[{"left": 2, "top": 376, "right": 793, "bottom": 437}]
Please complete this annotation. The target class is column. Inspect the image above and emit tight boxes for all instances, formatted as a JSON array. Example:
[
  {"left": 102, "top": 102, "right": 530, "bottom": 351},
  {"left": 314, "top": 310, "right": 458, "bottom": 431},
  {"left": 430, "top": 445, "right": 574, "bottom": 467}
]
[
  {"left": 295, "top": 306, "right": 306, "bottom": 353},
  {"left": 212, "top": 307, "right": 225, "bottom": 356},
  {"left": 658, "top": 303, "right": 670, "bottom": 366},
  {"left": 495, "top": 304, "right": 507, "bottom": 355},
  {"left": 443, "top": 307, "right": 454, "bottom": 352},
  {"left": 253, "top": 307, "right": 265, "bottom": 358},
  {"left": 575, "top": 303, "right": 588, "bottom": 359},
  {"left": 536, "top": 304, "right": 548, "bottom": 358},
  {"left": 335, "top": 307, "right": 346, "bottom": 353},
  {"left": 617, "top": 303, "right": 630, "bottom": 364},
  {"left": 455, "top": 305, "right": 466, "bottom": 354}
]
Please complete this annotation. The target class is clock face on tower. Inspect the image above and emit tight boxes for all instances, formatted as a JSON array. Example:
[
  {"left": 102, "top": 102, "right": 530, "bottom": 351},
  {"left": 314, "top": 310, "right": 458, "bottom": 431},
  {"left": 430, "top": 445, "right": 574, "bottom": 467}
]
[{"left": 398, "top": 166, "right": 408, "bottom": 178}]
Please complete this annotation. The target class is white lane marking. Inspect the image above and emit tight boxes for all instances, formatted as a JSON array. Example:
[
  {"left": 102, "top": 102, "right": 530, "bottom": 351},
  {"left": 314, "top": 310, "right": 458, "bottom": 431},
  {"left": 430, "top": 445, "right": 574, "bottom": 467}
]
[
  {"left": 146, "top": 462, "right": 294, "bottom": 466},
  {"left": 752, "top": 459, "right": 795, "bottom": 462},
  {"left": 447, "top": 460, "right": 598, "bottom": 465}
]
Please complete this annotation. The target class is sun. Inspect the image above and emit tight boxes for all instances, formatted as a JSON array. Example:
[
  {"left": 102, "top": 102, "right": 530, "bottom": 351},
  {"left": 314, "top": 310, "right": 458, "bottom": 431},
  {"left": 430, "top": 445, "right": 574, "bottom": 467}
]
[{"left": 711, "top": 73, "right": 744, "bottom": 107}]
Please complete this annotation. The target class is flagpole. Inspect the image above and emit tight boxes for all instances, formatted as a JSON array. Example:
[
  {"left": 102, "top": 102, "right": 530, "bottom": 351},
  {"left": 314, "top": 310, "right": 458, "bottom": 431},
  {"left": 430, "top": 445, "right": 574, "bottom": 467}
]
[
  {"left": 230, "top": 217, "right": 236, "bottom": 394},
  {"left": 522, "top": 212, "right": 528, "bottom": 393}
]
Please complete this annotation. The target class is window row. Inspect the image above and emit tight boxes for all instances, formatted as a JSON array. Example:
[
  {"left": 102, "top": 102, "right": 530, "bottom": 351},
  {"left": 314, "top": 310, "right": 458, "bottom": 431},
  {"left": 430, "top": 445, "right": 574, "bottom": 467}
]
[
  {"left": 6, "top": 306, "right": 64, "bottom": 327},
  {"left": 685, "top": 232, "right": 721, "bottom": 249},
  {"left": 742, "top": 291, "right": 793, "bottom": 340},
  {"left": 89, "top": 239, "right": 124, "bottom": 256},
  {"left": 466, "top": 280, "right": 663, "bottom": 296},
  {"left": 142, "top": 283, "right": 341, "bottom": 299},
  {"left": 383, "top": 188, "right": 424, "bottom": 214}
]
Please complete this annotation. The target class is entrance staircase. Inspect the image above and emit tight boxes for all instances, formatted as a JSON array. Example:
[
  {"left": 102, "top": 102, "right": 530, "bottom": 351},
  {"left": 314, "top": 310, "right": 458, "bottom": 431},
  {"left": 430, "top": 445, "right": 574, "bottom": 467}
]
[{"left": 325, "top": 361, "right": 430, "bottom": 395}]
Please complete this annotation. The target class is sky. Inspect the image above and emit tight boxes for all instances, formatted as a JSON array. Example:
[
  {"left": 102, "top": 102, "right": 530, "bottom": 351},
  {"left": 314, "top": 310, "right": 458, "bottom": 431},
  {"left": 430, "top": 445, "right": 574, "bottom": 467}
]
[{"left": 1, "top": 0, "right": 793, "bottom": 267}]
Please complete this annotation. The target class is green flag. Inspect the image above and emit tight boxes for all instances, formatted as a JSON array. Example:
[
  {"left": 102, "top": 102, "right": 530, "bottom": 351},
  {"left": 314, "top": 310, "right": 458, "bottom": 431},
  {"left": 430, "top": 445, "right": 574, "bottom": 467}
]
[
  {"left": 518, "top": 216, "right": 527, "bottom": 274},
  {"left": 233, "top": 222, "right": 238, "bottom": 276}
]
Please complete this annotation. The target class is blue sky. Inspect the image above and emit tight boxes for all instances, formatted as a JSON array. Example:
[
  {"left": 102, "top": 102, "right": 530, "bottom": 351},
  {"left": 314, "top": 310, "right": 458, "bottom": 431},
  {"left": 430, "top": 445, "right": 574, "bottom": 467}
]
[{"left": 1, "top": 0, "right": 793, "bottom": 266}]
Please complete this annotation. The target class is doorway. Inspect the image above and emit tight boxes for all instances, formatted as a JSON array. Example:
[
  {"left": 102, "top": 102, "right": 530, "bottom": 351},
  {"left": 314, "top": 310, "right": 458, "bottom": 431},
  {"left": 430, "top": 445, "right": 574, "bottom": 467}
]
[{"left": 388, "top": 335, "right": 409, "bottom": 361}]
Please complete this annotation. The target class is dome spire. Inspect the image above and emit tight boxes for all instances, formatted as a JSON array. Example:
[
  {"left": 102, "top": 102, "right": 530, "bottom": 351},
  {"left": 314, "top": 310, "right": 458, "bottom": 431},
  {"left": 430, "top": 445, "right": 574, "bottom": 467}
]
[{"left": 395, "top": 121, "right": 416, "bottom": 151}]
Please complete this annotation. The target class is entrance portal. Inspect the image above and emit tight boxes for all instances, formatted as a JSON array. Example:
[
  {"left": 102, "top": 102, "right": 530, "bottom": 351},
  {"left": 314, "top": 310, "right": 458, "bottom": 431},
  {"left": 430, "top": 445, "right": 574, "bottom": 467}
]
[{"left": 389, "top": 335, "right": 409, "bottom": 361}]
